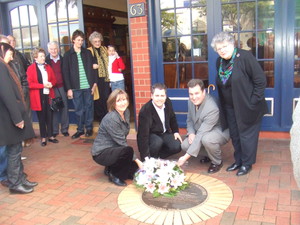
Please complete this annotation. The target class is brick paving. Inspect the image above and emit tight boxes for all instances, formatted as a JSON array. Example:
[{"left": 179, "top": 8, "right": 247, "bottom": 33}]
[{"left": 0, "top": 130, "right": 299, "bottom": 225}]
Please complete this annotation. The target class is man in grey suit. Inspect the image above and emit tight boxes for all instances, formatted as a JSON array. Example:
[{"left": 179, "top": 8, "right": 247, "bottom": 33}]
[{"left": 177, "top": 79, "right": 229, "bottom": 173}]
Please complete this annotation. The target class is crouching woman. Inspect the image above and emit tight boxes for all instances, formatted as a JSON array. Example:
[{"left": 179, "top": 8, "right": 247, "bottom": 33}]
[{"left": 91, "top": 89, "right": 143, "bottom": 186}]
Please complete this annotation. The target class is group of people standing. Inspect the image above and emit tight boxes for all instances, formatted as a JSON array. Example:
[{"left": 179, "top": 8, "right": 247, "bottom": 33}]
[
  {"left": 0, "top": 30, "right": 268, "bottom": 191},
  {"left": 0, "top": 29, "right": 127, "bottom": 193},
  {"left": 91, "top": 32, "right": 268, "bottom": 187}
]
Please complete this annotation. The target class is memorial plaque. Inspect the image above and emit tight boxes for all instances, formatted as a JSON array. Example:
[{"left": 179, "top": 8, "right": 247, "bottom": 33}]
[{"left": 142, "top": 182, "right": 208, "bottom": 210}]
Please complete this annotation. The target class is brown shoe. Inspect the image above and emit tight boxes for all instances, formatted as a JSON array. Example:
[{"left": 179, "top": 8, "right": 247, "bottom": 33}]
[{"left": 208, "top": 162, "right": 223, "bottom": 174}]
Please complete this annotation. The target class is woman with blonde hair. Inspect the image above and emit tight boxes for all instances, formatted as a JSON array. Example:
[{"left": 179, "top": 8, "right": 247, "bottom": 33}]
[
  {"left": 27, "top": 48, "right": 58, "bottom": 146},
  {"left": 91, "top": 89, "right": 143, "bottom": 186}
]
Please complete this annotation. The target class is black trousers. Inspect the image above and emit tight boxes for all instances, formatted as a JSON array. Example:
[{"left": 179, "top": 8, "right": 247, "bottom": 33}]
[
  {"left": 94, "top": 78, "right": 110, "bottom": 121},
  {"left": 93, "top": 146, "right": 138, "bottom": 181},
  {"left": 6, "top": 142, "right": 26, "bottom": 188},
  {"left": 148, "top": 133, "right": 181, "bottom": 160},
  {"left": 225, "top": 106, "right": 261, "bottom": 166},
  {"left": 36, "top": 94, "right": 53, "bottom": 138}
]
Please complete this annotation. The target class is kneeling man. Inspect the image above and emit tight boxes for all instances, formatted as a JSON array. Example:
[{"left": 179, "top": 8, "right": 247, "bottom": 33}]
[
  {"left": 177, "top": 79, "right": 229, "bottom": 173},
  {"left": 137, "top": 83, "right": 182, "bottom": 161}
]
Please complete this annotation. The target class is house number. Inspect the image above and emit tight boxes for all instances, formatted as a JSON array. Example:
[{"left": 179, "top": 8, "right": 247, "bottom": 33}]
[{"left": 129, "top": 3, "right": 145, "bottom": 18}]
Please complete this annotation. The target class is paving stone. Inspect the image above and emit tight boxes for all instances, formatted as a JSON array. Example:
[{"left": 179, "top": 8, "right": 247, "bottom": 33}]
[{"left": 0, "top": 133, "right": 298, "bottom": 224}]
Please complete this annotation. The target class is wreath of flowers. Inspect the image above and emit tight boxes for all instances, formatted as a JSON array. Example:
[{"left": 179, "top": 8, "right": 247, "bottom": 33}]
[{"left": 134, "top": 157, "right": 189, "bottom": 198}]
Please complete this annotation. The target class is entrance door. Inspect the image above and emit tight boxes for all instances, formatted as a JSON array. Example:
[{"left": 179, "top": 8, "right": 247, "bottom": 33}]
[{"left": 149, "top": 0, "right": 299, "bottom": 131}]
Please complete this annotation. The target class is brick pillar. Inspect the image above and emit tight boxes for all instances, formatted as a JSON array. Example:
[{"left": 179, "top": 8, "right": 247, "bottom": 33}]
[{"left": 128, "top": 0, "right": 151, "bottom": 118}]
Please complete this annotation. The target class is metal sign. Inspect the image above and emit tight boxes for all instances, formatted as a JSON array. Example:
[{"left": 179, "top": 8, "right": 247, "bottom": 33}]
[{"left": 129, "top": 3, "right": 145, "bottom": 18}]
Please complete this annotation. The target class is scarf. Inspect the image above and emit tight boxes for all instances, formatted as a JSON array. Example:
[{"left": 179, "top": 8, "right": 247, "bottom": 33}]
[
  {"left": 89, "top": 46, "right": 109, "bottom": 82},
  {"left": 218, "top": 48, "right": 237, "bottom": 85},
  {"left": 0, "top": 58, "right": 25, "bottom": 105}
]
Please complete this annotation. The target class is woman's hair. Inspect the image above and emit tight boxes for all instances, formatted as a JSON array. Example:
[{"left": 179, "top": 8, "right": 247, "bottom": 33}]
[
  {"left": 187, "top": 79, "right": 205, "bottom": 91},
  {"left": 0, "top": 42, "right": 24, "bottom": 104},
  {"left": 211, "top": 32, "right": 235, "bottom": 52},
  {"left": 72, "top": 29, "right": 85, "bottom": 41},
  {"left": 0, "top": 42, "right": 14, "bottom": 59},
  {"left": 88, "top": 31, "right": 103, "bottom": 43},
  {"left": 32, "top": 47, "right": 46, "bottom": 59},
  {"left": 107, "top": 89, "right": 129, "bottom": 112}
]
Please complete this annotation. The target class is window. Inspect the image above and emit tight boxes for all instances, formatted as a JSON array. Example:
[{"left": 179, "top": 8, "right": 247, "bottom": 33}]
[
  {"left": 221, "top": 0, "right": 275, "bottom": 88},
  {"left": 160, "top": 0, "right": 208, "bottom": 89},
  {"left": 46, "top": 0, "right": 80, "bottom": 55},
  {"left": 10, "top": 5, "right": 39, "bottom": 62}
]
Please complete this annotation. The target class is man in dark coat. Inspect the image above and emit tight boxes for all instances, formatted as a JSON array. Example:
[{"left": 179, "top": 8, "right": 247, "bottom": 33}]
[
  {"left": 137, "top": 83, "right": 182, "bottom": 161},
  {"left": 62, "top": 30, "right": 97, "bottom": 139}
]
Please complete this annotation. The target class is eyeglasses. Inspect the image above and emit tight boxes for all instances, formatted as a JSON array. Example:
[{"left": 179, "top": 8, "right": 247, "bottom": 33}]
[{"left": 216, "top": 45, "right": 228, "bottom": 52}]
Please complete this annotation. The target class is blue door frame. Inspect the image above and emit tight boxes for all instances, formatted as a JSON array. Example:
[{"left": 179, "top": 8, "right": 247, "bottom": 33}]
[{"left": 148, "top": 0, "right": 300, "bottom": 132}]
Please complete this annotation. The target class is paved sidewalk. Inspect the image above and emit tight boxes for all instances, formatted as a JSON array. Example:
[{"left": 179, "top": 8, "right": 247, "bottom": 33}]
[{"left": 0, "top": 131, "right": 299, "bottom": 225}]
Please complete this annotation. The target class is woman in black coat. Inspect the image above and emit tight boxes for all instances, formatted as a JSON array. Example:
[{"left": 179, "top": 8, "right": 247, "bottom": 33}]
[
  {"left": 0, "top": 43, "right": 37, "bottom": 194},
  {"left": 211, "top": 32, "right": 268, "bottom": 176}
]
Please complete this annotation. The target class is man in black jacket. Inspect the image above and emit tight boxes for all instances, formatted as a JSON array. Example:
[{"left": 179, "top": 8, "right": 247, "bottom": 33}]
[
  {"left": 62, "top": 30, "right": 97, "bottom": 139},
  {"left": 137, "top": 83, "right": 182, "bottom": 161}
]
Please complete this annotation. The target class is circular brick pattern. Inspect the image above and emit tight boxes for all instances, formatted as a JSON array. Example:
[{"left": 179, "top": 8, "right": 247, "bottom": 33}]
[{"left": 118, "top": 172, "right": 233, "bottom": 224}]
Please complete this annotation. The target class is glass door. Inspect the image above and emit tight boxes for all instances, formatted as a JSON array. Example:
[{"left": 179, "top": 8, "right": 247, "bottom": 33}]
[{"left": 149, "top": 0, "right": 295, "bottom": 131}]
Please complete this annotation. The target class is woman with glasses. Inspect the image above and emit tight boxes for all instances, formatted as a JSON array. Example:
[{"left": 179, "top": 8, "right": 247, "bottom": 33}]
[{"left": 211, "top": 32, "right": 268, "bottom": 176}]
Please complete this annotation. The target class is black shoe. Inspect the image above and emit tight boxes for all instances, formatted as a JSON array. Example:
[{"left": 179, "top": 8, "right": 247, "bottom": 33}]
[
  {"left": 226, "top": 163, "right": 241, "bottom": 172},
  {"left": 41, "top": 141, "right": 47, "bottom": 147},
  {"left": 104, "top": 167, "right": 110, "bottom": 176},
  {"left": 85, "top": 130, "right": 93, "bottom": 137},
  {"left": 71, "top": 131, "right": 85, "bottom": 139},
  {"left": 236, "top": 165, "right": 252, "bottom": 176},
  {"left": 208, "top": 162, "right": 223, "bottom": 174},
  {"left": 48, "top": 138, "right": 59, "bottom": 143},
  {"left": 200, "top": 156, "right": 211, "bottom": 163},
  {"left": 62, "top": 132, "right": 69, "bottom": 137},
  {"left": 1, "top": 180, "right": 10, "bottom": 187},
  {"left": 9, "top": 184, "right": 33, "bottom": 194},
  {"left": 23, "top": 180, "right": 38, "bottom": 187},
  {"left": 109, "top": 173, "right": 127, "bottom": 186}
]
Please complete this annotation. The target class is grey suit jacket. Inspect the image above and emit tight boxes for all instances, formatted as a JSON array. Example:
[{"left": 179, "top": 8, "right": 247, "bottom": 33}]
[{"left": 185, "top": 94, "right": 224, "bottom": 157}]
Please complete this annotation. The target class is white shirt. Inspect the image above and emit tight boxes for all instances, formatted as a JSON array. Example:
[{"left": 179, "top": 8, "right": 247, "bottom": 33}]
[
  {"left": 50, "top": 54, "right": 60, "bottom": 63},
  {"left": 108, "top": 55, "right": 124, "bottom": 82},
  {"left": 152, "top": 101, "right": 166, "bottom": 133},
  {"left": 37, "top": 64, "right": 49, "bottom": 94}
]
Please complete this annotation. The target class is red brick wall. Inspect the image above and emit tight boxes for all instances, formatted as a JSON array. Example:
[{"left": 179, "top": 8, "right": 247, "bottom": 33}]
[{"left": 128, "top": 0, "right": 151, "bottom": 116}]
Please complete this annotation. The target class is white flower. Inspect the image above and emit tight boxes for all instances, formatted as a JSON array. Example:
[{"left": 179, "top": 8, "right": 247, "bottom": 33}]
[
  {"left": 134, "top": 157, "right": 187, "bottom": 197},
  {"left": 158, "top": 183, "right": 170, "bottom": 194},
  {"left": 145, "top": 182, "right": 156, "bottom": 193}
]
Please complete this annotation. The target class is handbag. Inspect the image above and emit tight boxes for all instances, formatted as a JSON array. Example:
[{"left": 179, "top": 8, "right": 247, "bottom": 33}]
[{"left": 50, "top": 88, "right": 64, "bottom": 111}]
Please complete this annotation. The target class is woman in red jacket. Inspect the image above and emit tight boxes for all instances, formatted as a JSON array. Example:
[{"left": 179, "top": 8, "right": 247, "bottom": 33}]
[{"left": 27, "top": 48, "right": 58, "bottom": 146}]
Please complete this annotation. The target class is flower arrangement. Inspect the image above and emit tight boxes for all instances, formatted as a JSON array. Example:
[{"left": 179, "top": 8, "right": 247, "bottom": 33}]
[{"left": 134, "top": 157, "right": 189, "bottom": 198}]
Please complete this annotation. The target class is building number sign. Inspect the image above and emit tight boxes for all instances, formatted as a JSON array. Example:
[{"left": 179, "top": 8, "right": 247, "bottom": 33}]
[{"left": 129, "top": 3, "right": 145, "bottom": 18}]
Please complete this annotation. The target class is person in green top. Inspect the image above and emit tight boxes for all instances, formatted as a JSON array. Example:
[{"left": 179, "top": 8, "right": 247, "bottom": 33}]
[{"left": 62, "top": 30, "right": 97, "bottom": 139}]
